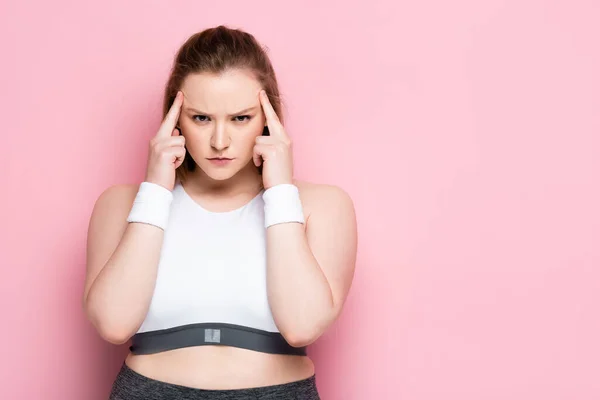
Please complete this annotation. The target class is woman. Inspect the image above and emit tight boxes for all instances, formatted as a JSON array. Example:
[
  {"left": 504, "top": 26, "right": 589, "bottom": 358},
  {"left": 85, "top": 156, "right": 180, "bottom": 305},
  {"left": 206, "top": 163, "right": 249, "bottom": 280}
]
[{"left": 84, "top": 25, "right": 357, "bottom": 399}]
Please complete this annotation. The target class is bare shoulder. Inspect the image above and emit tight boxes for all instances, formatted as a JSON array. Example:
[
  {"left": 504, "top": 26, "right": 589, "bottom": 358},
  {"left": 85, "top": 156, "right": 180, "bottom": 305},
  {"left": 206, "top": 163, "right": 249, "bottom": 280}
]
[
  {"left": 293, "top": 179, "right": 355, "bottom": 222},
  {"left": 91, "top": 183, "right": 139, "bottom": 218},
  {"left": 87, "top": 183, "right": 139, "bottom": 253}
]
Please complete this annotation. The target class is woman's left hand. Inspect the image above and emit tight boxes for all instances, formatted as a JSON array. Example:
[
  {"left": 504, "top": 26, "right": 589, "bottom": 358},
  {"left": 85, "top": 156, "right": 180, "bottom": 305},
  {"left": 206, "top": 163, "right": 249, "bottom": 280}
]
[{"left": 253, "top": 90, "right": 294, "bottom": 189}]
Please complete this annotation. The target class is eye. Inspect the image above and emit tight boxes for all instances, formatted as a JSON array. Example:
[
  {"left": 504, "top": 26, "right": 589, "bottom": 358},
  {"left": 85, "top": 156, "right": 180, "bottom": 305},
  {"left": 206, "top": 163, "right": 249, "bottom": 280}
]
[
  {"left": 233, "top": 115, "right": 251, "bottom": 122},
  {"left": 192, "top": 115, "right": 209, "bottom": 122}
]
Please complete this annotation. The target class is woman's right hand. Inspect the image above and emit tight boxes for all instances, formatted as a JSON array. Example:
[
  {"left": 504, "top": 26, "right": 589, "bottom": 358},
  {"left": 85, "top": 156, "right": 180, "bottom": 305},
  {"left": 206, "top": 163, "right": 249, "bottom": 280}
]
[{"left": 144, "top": 91, "right": 186, "bottom": 191}]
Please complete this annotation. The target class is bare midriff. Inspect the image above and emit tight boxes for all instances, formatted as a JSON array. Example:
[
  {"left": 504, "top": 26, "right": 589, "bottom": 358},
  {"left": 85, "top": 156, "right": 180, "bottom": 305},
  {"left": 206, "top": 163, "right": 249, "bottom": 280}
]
[{"left": 125, "top": 345, "right": 315, "bottom": 390}]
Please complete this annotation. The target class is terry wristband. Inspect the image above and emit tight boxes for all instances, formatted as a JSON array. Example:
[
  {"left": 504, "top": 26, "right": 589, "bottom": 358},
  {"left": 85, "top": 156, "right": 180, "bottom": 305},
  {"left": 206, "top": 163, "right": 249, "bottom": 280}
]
[
  {"left": 262, "top": 183, "right": 305, "bottom": 228},
  {"left": 126, "top": 182, "right": 174, "bottom": 230}
]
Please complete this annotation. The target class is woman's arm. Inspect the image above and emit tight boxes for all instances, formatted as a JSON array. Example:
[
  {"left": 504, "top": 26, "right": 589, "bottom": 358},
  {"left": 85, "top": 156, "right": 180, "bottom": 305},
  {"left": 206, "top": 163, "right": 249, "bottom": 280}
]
[
  {"left": 83, "top": 184, "right": 164, "bottom": 344},
  {"left": 266, "top": 183, "right": 358, "bottom": 347}
]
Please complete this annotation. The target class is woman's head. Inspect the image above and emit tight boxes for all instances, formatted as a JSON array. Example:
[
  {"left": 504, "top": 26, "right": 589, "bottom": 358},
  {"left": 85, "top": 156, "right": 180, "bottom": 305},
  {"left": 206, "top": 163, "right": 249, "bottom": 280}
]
[{"left": 163, "top": 25, "right": 283, "bottom": 183}]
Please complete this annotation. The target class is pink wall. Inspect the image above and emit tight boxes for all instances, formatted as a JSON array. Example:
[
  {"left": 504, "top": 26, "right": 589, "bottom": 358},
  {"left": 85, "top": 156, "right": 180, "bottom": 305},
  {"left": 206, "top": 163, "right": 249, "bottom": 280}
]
[{"left": 1, "top": 0, "right": 599, "bottom": 398}]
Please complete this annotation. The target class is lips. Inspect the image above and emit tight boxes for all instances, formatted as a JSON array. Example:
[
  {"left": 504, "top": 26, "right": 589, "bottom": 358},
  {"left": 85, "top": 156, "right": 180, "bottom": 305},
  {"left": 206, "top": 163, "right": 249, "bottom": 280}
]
[{"left": 207, "top": 157, "right": 234, "bottom": 166}]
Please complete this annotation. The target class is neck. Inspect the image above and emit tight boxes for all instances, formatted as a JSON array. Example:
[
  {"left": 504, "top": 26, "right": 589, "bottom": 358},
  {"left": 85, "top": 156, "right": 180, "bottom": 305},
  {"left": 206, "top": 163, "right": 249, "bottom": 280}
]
[{"left": 181, "top": 161, "right": 263, "bottom": 198}]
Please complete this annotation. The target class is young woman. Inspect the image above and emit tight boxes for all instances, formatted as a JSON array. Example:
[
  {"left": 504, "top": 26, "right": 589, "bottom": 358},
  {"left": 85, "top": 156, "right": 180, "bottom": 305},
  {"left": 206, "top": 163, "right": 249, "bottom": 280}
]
[{"left": 84, "top": 25, "right": 357, "bottom": 400}]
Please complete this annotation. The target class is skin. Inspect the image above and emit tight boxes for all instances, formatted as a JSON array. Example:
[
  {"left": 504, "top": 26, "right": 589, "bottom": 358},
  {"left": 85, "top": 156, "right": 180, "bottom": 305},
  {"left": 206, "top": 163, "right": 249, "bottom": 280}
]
[{"left": 83, "top": 68, "right": 357, "bottom": 390}]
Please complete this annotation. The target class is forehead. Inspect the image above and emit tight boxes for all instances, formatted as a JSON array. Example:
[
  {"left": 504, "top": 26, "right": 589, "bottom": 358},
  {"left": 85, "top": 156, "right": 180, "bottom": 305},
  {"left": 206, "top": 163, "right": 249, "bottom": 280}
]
[{"left": 181, "top": 69, "right": 262, "bottom": 112}]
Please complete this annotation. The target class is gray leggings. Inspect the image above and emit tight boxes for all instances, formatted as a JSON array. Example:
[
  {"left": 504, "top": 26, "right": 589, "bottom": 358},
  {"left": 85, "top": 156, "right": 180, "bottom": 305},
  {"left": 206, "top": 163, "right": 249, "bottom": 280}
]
[{"left": 109, "top": 363, "right": 321, "bottom": 400}]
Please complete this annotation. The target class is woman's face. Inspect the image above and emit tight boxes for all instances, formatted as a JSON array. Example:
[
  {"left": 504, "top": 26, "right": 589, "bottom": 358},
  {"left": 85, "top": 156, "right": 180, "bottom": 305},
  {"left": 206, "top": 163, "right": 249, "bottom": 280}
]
[{"left": 178, "top": 69, "right": 267, "bottom": 182}]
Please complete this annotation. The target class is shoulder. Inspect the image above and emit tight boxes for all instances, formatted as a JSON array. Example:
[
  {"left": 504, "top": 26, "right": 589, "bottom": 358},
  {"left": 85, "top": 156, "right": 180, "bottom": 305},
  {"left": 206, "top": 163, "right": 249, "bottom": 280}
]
[
  {"left": 293, "top": 179, "right": 356, "bottom": 223},
  {"left": 88, "top": 183, "right": 139, "bottom": 230},
  {"left": 92, "top": 183, "right": 139, "bottom": 213}
]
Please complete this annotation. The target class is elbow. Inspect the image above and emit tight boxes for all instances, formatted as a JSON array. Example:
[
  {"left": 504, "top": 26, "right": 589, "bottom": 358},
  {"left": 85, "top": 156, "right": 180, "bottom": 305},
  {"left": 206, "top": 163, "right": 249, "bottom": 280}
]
[
  {"left": 282, "top": 330, "right": 318, "bottom": 348},
  {"left": 96, "top": 324, "right": 133, "bottom": 345},
  {"left": 83, "top": 298, "right": 134, "bottom": 345},
  {"left": 279, "top": 309, "right": 338, "bottom": 348},
  {"left": 280, "top": 321, "right": 329, "bottom": 348}
]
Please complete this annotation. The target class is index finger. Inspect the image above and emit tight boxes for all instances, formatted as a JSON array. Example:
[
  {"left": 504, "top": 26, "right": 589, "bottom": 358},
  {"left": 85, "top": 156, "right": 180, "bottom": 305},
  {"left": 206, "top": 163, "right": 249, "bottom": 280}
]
[
  {"left": 156, "top": 91, "right": 183, "bottom": 138},
  {"left": 259, "top": 90, "right": 283, "bottom": 133}
]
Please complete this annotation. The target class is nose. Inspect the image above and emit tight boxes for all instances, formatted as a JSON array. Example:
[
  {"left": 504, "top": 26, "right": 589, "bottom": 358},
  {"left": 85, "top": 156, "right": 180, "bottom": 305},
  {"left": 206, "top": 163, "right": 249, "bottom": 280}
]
[{"left": 210, "top": 123, "right": 230, "bottom": 151}]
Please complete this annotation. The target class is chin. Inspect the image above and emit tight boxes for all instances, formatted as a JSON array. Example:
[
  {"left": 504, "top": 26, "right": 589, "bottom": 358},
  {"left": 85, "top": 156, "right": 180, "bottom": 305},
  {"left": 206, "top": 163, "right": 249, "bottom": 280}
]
[
  {"left": 198, "top": 161, "right": 241, "bottom": 181},
  {"left": 205, "top": 170, "right": 238, "bottom": 181}
]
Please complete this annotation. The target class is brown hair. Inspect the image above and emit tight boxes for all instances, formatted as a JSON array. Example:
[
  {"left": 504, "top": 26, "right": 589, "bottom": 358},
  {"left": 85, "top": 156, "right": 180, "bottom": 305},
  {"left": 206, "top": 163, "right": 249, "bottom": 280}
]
[{"left": 162, "top": 25, "right": 284, "bottom": 182}]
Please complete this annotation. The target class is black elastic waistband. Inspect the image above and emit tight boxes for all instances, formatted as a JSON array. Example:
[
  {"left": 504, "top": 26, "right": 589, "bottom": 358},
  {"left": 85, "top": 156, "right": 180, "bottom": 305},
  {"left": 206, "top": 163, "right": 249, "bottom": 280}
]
[{"left": 130, "top": 322, "right": 307, "bottom": 356}]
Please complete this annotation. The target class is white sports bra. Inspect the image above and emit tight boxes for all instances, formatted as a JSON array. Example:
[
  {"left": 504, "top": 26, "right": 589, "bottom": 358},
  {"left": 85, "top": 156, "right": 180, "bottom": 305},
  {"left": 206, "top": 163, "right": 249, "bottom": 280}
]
[{"left": 129, "top": 181, "right": 306, "bottom": 356}]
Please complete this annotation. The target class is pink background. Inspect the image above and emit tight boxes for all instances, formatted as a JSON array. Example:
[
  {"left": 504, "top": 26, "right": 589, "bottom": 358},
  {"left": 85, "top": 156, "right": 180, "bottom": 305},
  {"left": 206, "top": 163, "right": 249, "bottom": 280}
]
[{"left": 1, "top": 0, "right": 599, "bottom": 398}]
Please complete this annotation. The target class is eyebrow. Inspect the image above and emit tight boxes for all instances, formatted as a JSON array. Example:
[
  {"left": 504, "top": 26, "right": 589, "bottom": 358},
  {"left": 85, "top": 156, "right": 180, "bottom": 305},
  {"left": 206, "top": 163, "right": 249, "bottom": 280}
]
[{"left": 184, "top": 106, "right": 259, "bottom": 116}]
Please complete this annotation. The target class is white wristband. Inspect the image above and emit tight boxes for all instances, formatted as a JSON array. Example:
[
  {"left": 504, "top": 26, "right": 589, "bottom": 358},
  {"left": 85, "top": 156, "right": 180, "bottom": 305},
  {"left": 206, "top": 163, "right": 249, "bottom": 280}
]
[
  {"left": 262, "top": 184, "right": 305, "bottom": 228},
  {"left": 126, "top": 182, "right": 174, "bottom": 230}
]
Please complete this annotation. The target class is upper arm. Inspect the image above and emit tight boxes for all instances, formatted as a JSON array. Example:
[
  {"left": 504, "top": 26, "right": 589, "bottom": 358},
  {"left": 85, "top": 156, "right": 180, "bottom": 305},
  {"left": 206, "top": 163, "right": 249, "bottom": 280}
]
[
  {"left": 304, "top": 184, "right": 358, "bottom": 317},
  {"left": 83, "top": 184, "right": 138, "bottom": 305}
]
